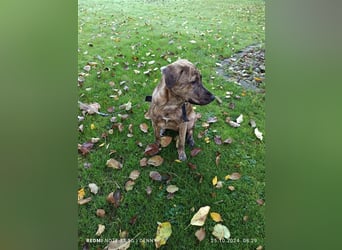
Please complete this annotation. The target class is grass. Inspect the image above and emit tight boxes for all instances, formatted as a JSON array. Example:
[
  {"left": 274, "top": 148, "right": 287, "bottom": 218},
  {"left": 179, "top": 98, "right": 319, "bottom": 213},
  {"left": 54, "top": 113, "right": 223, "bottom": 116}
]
[{"left": 78, "top": 0, "right": 265, "bottom": 249}]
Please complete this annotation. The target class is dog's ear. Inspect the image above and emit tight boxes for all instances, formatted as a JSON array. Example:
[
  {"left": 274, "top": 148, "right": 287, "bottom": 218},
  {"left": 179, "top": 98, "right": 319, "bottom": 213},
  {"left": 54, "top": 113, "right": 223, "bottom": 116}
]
[{"left": 162, "top": 65, "right": 180, "bottom": 89}]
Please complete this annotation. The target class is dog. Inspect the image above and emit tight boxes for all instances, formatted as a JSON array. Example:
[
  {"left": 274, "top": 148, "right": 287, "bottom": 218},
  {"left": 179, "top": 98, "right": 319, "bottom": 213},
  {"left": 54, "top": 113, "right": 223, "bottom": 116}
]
[{"left": 147, "top": 59, "right": 215, "bottom": 161}]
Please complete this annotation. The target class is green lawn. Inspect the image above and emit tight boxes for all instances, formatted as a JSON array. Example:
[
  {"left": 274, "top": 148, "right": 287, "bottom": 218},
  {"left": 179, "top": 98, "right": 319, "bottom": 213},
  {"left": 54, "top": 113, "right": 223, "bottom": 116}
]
[{"left": 78, "top": 0, "right": 265, "bottom": 249}]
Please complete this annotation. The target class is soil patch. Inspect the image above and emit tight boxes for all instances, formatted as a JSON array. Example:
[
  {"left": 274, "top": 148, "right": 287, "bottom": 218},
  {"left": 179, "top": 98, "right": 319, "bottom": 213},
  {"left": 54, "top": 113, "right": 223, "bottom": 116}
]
[{"left": 216, "top": 44, "right": 265, "bottom": 92}]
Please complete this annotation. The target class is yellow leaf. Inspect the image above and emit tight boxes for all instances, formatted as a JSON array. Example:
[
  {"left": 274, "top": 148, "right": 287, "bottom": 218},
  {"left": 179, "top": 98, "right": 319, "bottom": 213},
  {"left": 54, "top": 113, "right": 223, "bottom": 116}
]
[
  {"left": 155, "top": 222, "right": 172, "bottom": 248},
  {"left": 210, "top": 212, "right": 223, "bottom": 222},
  {"left": 78, "top": 188, "right": 85, "bottom": 201},
  {"left": 90, "top": 123, "right": 96, "bottom": 130},
  {"left": 212, "top": 176, "right": 218, "bottom": 186},
  {"left": 190, "top": 206, "right": 210, "bottom": 226},
  {"left": 174, "top": 159, "right": 182, "bottom": 163}
]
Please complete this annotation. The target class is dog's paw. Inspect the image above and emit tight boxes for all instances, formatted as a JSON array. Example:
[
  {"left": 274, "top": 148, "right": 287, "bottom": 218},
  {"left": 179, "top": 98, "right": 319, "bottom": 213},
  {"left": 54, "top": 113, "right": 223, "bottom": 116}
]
[{"left": 178, "top": 151, "right": 187, "bottom": 161}]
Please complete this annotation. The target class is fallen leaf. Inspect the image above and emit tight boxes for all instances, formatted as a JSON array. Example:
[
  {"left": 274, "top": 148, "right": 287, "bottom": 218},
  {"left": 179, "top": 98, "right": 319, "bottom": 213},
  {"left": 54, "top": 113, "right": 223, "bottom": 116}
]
[
  {"left": 228, "top": 186, "right": 235, "bottom": 191},
  {"left": 160, "top": 136, "right": 172, "bottom": 147},
  {"left": 144, "top": 143, "right": 160, "bottom": 156},
  {"left": 254, "top": 127, "right": 263, "bottom": 141},
  {"left": 78, "top": 197, "right": 92, "bottom": 205},
  {"left": 187, "top": 162, "right": 197, "bottom": 170},
  {"left": 78, "top": 188, "right": 85, "bottom": 200},
  {"left": 125, "top": 180, "right": 135, "bottom": 191},
  {"left": 95, "top": 224, "right": 105, "bottom": 236},
  {"left": 214, "top": 136, "right": 222, "bottom": 145},
  {"left": 96, "top": 209, "right": 105, "bottom": 217},
  {"left": 119, "top": 230, "right": 128, "bottom": 239},
  {"left": 207, "top": 117, "right": 218, "bottom": 123},
  {"left": 195, "top": 228, "right": 206, "bottom": 241},
  {"left": 166, "top": 185, "right": 179, "bottom": 194},
  {"left": 79, "top": 102, "right": 101, "bottom": 115},
  {"left": 210, "top": 212, "right": 223, "bottom": 222},
  {"left": 212, "top": 176, "right": 218, "bottom": 186},
  {"left": 88, "top": 183, "right": 99, "bottom": 194},
  {"left": 139, "top": 123, "right": 149, "bottom": 133},
  {"left": 236, "top": 114, "right": 243, "bottom": 124},
  {"left": 149, "top": 171, "right": 162, "bottom": 181},
  {"left": 106, "top": 158, "right": 123, "bottom": 169},
  {"left": 249, "top": 119, "right": 257, "bottom": 128},
  {"left": 155, "top": 222, "right": 172, "bottom": 248},
  {"left": 190, "top": 206, "right": 211, "bottom": 226},
  {"left": 106, "top": 189, "right": 122, "bottom": 208},
  {"left": 78, "top": 142, "right": 94, "bottom": 155},
  {"left": 212, "top": 224, "right": 230, "bottom": 240},
  {"left": 129, "top": 214, "right": 138, "bottom": 225},
  {"left": 140, "top": 157, "right": 148, "bottom": 167},
  {"left": 228, "top": 120, "right": 240, "bottom": 128},
  {"left": 189, "top": 40, "right": 197, "bottom": 44},
  {"left": 215, "top": 181, "right": 223, "bottom": 189},
  {"left": 190, "top": 148, "right": 202, "bottom": 157},
  {"left": 223, "top": 138, "right": 233, "bottom": 144},
  {"left": 146, "top": 186, "right": 152, "bottom": 195},
  {"left": 256, "top": 199, "right": 265, "bottom": 205},
  {"left": 167, "top": 193, "right": 175, "bottom": 199},
  {"left": 215, "top": 152, "right": 221, "bottom": 166},
  {"left": 129, "top": 170, "right": 140, "bottom": 180},
  {"left": 105, "top": 239, "right": 130, "bottom": 250},
  {"left": 229, "top": 172, "right": 241, "bottom": 180},
  {"left": 147, "top": 155, "right": 164, "bottom": 166}
]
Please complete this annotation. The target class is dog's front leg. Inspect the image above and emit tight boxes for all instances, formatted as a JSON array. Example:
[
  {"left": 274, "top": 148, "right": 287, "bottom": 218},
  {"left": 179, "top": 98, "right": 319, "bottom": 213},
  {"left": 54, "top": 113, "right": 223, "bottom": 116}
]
[
  {"left": 178, "top": 123, "right": 187, "bottom": 161},
  {"left": 152, "top": 121, "right": 162, "bottom": 146}
]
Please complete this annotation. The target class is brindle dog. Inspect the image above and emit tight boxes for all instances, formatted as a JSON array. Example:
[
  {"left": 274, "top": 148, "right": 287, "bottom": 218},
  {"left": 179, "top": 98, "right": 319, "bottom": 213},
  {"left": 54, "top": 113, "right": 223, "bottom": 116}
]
[{"left": 147, "top": 59, "right": 215, "bottom": 161}]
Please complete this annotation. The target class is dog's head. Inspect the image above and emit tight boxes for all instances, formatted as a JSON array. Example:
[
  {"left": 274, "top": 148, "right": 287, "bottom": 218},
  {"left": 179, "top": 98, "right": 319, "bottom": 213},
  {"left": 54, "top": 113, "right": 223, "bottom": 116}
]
[{"left": 161, "top": 59, "right": 215, "bottom": 105}]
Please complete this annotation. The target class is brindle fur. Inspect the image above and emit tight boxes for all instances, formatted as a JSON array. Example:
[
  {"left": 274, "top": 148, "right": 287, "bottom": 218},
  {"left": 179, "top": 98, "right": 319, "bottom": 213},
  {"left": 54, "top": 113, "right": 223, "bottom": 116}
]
[{"left": 148, "top": 59, "right": 215, "bottom": 161}]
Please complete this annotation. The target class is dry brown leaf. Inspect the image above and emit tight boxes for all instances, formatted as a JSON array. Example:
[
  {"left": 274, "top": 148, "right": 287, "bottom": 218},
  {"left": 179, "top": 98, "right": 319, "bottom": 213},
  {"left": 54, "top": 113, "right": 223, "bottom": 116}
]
[
  {"left": 215, "top": 181, "right": 223, "bottom": 189},
  {"left": 147, "top": 155, "right": 164, "bottom": 166},
  {"left": 214, "top": 136, "right": 222, "bottom": 145},
  {"left": 228, "top": 186, "right": 235, "bottom": 191},
  {"left": 144, "top": 143, "right": 160, "bottom": 156},
  {"left": 223, "top": 138, "right": 233, "bottom": 144},
  {"left": 149, "top": 171, "right": 162, "bottom": 181},
  {"left": 125, "top": 180, "right": 135, "bottom": 191},
  {"left": 106, "top": 158, "right": 123, "bottom": 169},
  {"left": 187, "top": 162, "right": 197, "bottom": 170},
  {"left": 79, "top": 102, "right": 101, "bottom": 115},
  {"left": 139, "top": 123, "right": 149, "bottom": 133},
  {"left": 207, "top": 116, "right": 218, "bottom": 123},
  {"left": 230, "top": 172, "right": 241, "bottom": 180},
  {"left": 160, "top": 136, "right": 172, "bottom": 147},
  {"left": 106, "top": 189, "right": 122, "bottom": 208},
  {"left": 195, "top": 228, "right": 206, "bottom": 241},
  {"left": 140, "top": 157, "right": 148, "bottom": 167},
  {"left": 228, "top": 120, "right": 240, "bottom": 128},
  {"left": 78, "top": 142, "right": 94, "bottom": 156},
  {"left": 190, "top": 206, "right": 210, "bottom": 226},
  {"left": 78, "top": 197, "right": 92, "bottom": 205},
  {"left": 190, "top": 148, "right": 202, "bottom": 157},
  {"left": 129, "top": 170, "right": 140, "bottom": 180},
  {"left": 96, "top": 209, "right": 105, "bottom": 217},
  {"left": 256, "top": 199, "right": 265, "bottom": 205}
]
